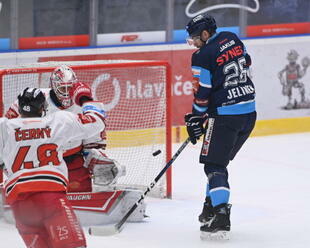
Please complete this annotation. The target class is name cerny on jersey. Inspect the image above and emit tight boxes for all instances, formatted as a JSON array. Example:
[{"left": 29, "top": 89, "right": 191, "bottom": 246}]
[
  {"left": 5, "top": 88, "right": 95, "bottom": 155},
  {"left": 15, "top": 127, "right": 51, "bottom": 141},
  {"left": 1, "top": 110, "right": 105, "bottom": 204}
]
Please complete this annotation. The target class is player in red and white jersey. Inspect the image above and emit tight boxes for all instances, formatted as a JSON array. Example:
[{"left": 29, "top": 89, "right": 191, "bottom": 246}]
[
  {"left": 5, "top": 65, "right": 109, "bottom": 192},
  {"left": 0, "top": 87, "right": 106, "bottom": 248}
]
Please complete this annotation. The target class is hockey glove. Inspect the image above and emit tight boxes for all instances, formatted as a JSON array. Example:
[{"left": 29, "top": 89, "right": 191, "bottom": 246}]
[
  {"left": 184, "top": 113, "right": 205, "bottom": 145},
  {"left": 70, "top": 82, "right": 93, "bottom": 106},
  {"left": 84, "top": 148, "right": 126, "bottom": 186}
]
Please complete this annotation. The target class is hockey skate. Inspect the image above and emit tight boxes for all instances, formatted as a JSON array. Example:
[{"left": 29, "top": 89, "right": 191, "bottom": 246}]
[
  {"left": 198, "top": 197, "right": 214, "bottom": 225},
  {"left": 200, "top": 203, "right": 231, "bottom": 241}
]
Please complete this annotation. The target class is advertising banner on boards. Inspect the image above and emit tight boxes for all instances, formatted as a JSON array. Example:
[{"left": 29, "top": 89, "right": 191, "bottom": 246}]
[
  {"left": 36, "top": 36, "right": 310, "bottom": 125},
  {"left": 1, "top": 35, "right": 309, "bottom": 126}
]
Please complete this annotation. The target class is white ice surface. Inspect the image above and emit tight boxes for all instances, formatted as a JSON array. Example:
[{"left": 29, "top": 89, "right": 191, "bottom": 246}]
[{"left": 1, "top": 133, "right": 310, "bottom": 247}]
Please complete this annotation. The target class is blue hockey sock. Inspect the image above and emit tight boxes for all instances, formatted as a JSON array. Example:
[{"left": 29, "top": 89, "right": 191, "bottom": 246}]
[
  {"left": 209, "top": 187, "right": 230, "bottom": 206},
  {"left": 204, "top": 164, "right": 230, "bottom": 206}
]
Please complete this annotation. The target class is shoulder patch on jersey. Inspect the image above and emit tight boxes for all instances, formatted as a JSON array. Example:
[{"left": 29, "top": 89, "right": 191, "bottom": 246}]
[
  {"left": 5, "top": 107, "right": 19, "bottom": 119},
  {"left": 77, "top": 113, "right": 96, "bottom": 124}
]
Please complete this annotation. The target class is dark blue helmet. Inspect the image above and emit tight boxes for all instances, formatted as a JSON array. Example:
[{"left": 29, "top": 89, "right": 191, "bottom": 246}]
[
  {"left": 186, "top": 14, "right": 217, "bottom": 38},
  {"left": 18, "top": 87, "right": 47, "bottom": 117}
]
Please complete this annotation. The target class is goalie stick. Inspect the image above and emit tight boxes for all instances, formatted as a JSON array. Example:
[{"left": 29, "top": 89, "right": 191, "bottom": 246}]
[{"left": 88, "top": 137, "right": 191, "bottom": 236}]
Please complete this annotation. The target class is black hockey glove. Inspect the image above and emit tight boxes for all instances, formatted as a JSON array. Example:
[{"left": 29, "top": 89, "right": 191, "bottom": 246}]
[{"left": 184, "top": 113, "right": 205, "bottom": 145}]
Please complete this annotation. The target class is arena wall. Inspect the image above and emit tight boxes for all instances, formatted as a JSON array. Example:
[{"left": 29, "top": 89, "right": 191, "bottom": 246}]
[{"left": 1, "top": 35, "right": 310, "bottom": 138}]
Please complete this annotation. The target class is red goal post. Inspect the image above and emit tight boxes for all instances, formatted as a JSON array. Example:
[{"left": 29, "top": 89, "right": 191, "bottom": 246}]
[{"left": 0, "top": 60, "right": 172, "bottom": 198}]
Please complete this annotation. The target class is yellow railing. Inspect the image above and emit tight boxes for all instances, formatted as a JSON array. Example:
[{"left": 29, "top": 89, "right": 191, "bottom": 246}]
[
  {"left": 250, "top": 117, "right": 310, "bottom": 136},
  {"left": 106, "top": 127, "right": 166, "bottom": 148},
  {"left": 105, "top": 117, "right": 310, "bottom": 148}
]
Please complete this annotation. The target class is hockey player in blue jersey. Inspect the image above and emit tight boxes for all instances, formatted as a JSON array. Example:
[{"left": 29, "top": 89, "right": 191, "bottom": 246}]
[{"left": 185, "top": 14, "right": 257, "bottom": 240}]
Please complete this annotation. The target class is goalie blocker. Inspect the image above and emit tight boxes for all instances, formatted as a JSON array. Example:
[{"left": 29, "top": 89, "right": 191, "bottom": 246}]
[{"left": 83, "top": 148, "right": 126, "bottom": 186}]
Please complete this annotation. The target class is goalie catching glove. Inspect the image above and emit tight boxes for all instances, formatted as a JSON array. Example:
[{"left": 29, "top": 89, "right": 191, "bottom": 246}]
[
  {"left": 84, "top": 148, "right": 126, "bottom": 186},
  {"left": 184, "top": 113, "right": 207, "bottom": 145}
]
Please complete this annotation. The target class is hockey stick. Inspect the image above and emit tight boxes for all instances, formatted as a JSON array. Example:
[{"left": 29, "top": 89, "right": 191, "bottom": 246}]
[{"left": 88, "top": 137, "right": 191, "bottom": 236}]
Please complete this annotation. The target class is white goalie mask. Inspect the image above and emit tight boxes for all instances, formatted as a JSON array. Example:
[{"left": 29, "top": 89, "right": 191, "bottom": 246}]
[{"left": 50, "top": 65, "right": 77, "bottom": 108}]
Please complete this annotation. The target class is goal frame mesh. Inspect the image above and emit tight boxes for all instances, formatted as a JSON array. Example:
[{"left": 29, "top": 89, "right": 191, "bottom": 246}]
[{"left": 0, "top": 60, "right": 172, "bottom": 198}]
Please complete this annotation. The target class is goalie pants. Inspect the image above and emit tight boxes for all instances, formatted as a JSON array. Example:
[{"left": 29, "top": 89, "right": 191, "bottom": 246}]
[
  {"left": 11, "top": 191, "right": 86, "bottom": 248},
  {"left": 200, "top": 112, "right": 257, "bottom": 206},
  {"left": 65, "top": 154, "right": 92, "bottom": 193}
]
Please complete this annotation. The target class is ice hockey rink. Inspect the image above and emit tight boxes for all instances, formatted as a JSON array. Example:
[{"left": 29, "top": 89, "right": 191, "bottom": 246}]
[{"left": 0, "top": 132, "right": 309, "bottom": 248}]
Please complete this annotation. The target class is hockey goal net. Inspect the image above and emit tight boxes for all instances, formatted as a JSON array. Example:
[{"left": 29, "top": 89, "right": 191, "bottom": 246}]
[{"left": 0, "top": 60, "right": 172, "bottom": 198}]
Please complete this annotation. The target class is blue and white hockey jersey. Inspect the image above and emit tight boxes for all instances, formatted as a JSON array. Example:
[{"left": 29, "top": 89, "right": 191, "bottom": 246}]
[{"left": 191, "top": 31, "right": 256, "bottom": 116}]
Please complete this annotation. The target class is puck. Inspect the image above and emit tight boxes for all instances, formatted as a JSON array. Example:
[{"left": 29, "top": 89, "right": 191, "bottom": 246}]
[{"left": 152, "top": 150, "right": 162, "bottom": 156}]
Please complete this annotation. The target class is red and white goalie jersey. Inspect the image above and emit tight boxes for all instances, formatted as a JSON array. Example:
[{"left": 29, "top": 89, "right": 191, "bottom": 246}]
[{"left": 0, "top": 109, "right": 105, "bottom": 204}]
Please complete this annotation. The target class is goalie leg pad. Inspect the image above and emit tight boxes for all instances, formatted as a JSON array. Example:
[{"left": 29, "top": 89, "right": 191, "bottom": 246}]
[{"left": 122, "top": 191, "right": 147, "bottom": 222}]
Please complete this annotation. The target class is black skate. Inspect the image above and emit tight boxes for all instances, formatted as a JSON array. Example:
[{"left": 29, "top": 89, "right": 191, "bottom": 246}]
[
  {"left": 200, "top": 203, "right": 231, "bottom": 240},
  {"left": 198, "top": 197, "right": 214, "bottom": 225}
]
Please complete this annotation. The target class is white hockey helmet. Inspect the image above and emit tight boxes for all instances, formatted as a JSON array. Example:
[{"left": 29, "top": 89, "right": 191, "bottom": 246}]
[{"left": 50, "top": 65, "right": 77, "bottom": 108}]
